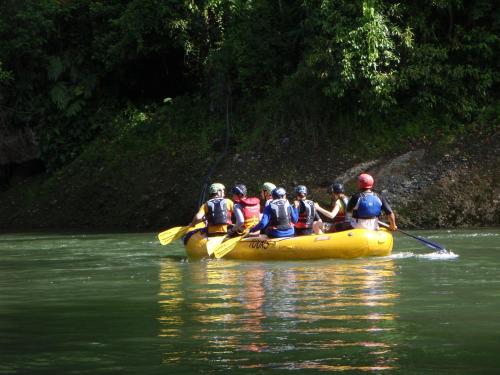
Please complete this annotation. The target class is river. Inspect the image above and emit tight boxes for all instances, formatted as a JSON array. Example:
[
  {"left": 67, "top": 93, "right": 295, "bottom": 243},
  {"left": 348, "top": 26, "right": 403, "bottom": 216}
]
[{"left": 1, "top": 229, "right": 499, "bottom": 374}]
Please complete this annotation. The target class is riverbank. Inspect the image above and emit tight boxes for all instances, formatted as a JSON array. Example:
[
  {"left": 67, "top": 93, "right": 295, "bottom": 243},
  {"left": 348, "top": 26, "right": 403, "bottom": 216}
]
[{"left": 0, "top": 124, "right": 498, "bottom": 232}]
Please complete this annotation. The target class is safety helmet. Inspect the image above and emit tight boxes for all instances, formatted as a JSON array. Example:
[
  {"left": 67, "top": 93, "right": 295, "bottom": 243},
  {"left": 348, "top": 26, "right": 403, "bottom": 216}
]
[
  {"left": 357, "top": 173, "right": 374, "bottom": 189},
  {"left": 231, "top": 184, "right": 247, "bottom": 196},
  {"left": 328, "top": 182, "right": 344, "bottom": 194},
  {"left": 261, "top": 182, "right": 276, "bottom": 194},
  {"left": 209, "top": 183, "right": 225, "bottom": 194},
  {"left": 271, "top": 187, "right": 287, "bottom": 199},
  {"left": 295, "top": 185, "right": 308, "bottom": 195}
]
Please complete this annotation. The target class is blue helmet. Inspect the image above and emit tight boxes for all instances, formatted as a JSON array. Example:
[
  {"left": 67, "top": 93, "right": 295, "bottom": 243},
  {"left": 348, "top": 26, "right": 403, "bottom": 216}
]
[
  {"left": 295, "top": 185, "right": 308, "bottom": 195},
  {"left": 271, "top": 187, "right": 287, "bottom": 199}
]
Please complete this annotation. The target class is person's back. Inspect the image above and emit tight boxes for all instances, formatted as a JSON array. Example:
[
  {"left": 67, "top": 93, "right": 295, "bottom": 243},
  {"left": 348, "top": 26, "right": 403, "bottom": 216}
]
[
  {"left": 250, "top": 187, "right": 298, "bottom": 238},
  {"left": 228, "top": 184, "right": 261, "bottom": 236},
  {"left": 293, "top": 185, "right": 320, "bottom": 236},
  {"left": 347, "top": 174, "right": 397, "bottom": 231},
  {"left": 190, "top": 183, "right": 234, "bottom": 236}
]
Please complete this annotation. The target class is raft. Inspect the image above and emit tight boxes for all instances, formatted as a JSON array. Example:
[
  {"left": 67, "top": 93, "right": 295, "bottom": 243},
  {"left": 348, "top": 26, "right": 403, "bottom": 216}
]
[{"left": 185, "top": 228, "right": 393, "bottom": 260}]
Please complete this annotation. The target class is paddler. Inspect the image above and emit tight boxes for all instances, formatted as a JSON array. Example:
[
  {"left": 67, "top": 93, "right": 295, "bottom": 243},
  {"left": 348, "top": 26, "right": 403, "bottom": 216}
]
[
  {"left": 227, "top": 184, "right": 261, "bottom": 237},
  {"left": 293, "top": 185, "right": 321, "bottom": 236},
  {"left": 189, "top": 183, "right": 234, "bottom": 236},
  {"left": 346, "top": 173, "right": 397, "bottom": 231},
  {"left": 314, "top": 182, "right": 351, "bottom": 233},
  {"left": 249, "top": 187, "right": 298, "bottom": 238}
]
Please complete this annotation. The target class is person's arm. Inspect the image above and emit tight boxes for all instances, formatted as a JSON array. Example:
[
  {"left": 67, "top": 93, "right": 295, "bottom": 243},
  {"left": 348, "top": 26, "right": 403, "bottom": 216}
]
[
  {"left": 229, "top": 204, "right": 244, "bottom": 233},
  {"left": 250, "top": 206, "right": 271, "bottom": 232},
  {"left": 190, "top": 204, "right": 206, "bottom": 226},
  {"left": 387, "top": 212, "right": 397, "bottom": 231},
  {"left": 290, "top": 205, "right": 299, "bottom": 224},
  {"left": 315, "top": 201, "right": 340, "bottom": 220},
  {"left": 380, "top": 194, "right": 397, "bottom": 231},
  {"left": 346, "top": 195, "right": 358, "bottom": 216},
  {"left": 226, "top": 199, "right": 234, "bottom": 213}
]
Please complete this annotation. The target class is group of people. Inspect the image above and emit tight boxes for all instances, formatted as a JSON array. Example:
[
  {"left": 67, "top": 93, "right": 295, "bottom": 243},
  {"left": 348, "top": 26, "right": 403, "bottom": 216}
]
[{"left": 189, "top": 173, "right": 397, "bottom": 239}]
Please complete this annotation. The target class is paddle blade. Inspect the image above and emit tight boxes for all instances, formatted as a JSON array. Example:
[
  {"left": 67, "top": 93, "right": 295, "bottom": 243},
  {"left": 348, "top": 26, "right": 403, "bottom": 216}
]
[
  {"left": 206, "top": 236, "right": 226, "bottom": 256},
  {"left": 213, "top": 235, "right": 244, "bottom": 259},
  {"left": 158, "top": 226, "right": 189, "bottom": 245},
  {"left": 379, "top": 221, "right": 447, "bottom": 252}
]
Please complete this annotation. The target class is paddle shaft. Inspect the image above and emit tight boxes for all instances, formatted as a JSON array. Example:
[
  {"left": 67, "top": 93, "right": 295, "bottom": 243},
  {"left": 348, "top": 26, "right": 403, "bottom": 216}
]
[{"left": 378, "top": 221, "right": 446, "bottom": 251}]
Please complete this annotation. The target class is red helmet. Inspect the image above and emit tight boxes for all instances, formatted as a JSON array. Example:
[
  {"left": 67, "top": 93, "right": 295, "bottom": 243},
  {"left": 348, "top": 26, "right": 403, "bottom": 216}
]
[{"left": 358, "top": 173, "right": 374, "bottom": 189}]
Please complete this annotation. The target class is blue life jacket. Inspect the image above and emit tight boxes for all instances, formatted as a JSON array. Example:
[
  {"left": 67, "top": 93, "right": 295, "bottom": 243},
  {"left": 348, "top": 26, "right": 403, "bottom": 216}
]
[
  {"left": 207, "top": 198, "right": 228, "bottom": 225},
  {"left": 354, "top": 192, "right": 382, "bottom": 219},
  {"left": 269, "top": 199, "right": 292, "bottom": 230}
]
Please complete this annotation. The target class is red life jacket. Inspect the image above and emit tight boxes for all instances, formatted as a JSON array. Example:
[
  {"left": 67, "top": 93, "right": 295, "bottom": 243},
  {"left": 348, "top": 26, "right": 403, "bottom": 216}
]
[{"left": 237, "top": 197, "right": 261, "bottom": 228}]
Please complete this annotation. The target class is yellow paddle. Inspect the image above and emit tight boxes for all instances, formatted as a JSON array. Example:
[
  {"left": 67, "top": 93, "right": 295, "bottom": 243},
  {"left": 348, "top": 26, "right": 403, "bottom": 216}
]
[
  {"left": 213, "top": 232, "right": 249, "bottom": 259},
  {"left": 206, "top": 235, "right": 226, "bottom": 256},
  {"left": 158, "top": 226, "right": 189, "bottom": 245}
]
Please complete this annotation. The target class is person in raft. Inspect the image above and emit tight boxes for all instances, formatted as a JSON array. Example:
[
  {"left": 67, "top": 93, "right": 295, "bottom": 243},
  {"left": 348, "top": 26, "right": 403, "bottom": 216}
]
[
  {"left": 189, "top": 182, "right": 234, "bottom": 236},
  {"left": 227, "top": 184, "right": 261, "bottom": 237},
  {"left": 249, "top": 187, "right": 298, "bottom": 238},
  {"left": 314, "top": 182, "right": 351, "bottom": 234},
  {"left": 346, "top": 173, "right": 397, "bottom": 231},
  {"left": 293, "top": 185, "right": 321, "bottom": 236},
  {"left": 260, "top": 182, "right": 276, "bottom": 208}
]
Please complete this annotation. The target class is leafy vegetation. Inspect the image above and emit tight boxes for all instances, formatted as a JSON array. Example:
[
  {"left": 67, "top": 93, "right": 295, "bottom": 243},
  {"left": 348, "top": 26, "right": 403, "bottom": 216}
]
[{"left": 0, "top": 0, "right": 498, "bottom": 170}]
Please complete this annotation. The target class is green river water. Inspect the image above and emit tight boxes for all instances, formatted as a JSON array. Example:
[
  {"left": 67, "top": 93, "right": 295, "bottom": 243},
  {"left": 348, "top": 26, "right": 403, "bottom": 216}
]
[{"left": 1, "top": 229, "right": 499, "bottom": 374}]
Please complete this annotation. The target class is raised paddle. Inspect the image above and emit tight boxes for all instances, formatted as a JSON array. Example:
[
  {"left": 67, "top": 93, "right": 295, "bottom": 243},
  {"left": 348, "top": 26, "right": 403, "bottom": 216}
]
[
  {"left": 158, "top": 226, "right": 189, "bottom": 245},
  {"left": 378, "top": 221, "right": 447, "bottom": 252},
  {"left": 213, "top": 232, "right": 249, "bottom": 259}
]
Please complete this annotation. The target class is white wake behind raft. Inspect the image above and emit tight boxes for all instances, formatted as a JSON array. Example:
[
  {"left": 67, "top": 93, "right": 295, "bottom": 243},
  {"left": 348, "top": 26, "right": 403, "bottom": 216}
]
[{"left": 390, "top": 251, "right": 459, "bottom": 260}]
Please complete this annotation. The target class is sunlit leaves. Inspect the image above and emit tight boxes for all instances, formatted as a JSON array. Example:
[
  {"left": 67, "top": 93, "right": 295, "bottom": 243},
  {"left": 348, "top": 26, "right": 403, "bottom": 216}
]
[{"left": 304, "top": 0, "right": 410, "bottom": 110}]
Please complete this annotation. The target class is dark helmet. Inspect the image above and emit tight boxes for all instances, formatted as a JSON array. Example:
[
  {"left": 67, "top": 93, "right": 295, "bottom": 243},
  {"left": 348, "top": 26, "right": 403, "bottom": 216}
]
[
  {"left": 231, "top": 184, "right": 247, "bottom": 196},
  {"left": 295, "top": 185, "right": 308, "bottom": 195},
  {"left": 328, "top": 182, "right": 344, "bottom": 194},
  {"left": 271, "top": 187, "right": 287, "bottom": 199}
]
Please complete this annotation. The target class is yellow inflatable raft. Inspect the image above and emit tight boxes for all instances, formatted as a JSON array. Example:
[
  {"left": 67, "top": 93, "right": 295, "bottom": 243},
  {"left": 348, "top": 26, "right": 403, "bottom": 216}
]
[{"left": 184, "top": 228, "right": 393, "bottom": 260}]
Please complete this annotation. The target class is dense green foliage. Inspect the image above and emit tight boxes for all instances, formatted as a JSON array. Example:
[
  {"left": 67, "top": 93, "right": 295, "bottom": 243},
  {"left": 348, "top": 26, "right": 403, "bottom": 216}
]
[{"left": 0, "top": 0, "right": 498, "bottom": 169}]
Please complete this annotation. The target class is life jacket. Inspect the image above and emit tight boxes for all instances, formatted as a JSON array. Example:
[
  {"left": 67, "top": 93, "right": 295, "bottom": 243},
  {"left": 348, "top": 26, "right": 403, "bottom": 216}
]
[
  {"left": 295, "top": 200, "right": 315, "bottom": 229},
  {"left": 206, "top": 198, "right": 231, "bottom": 225},
  {"left": 353, "top": 192, "right": 382, "bottom": 219},
  {"left": 269, "top": 199, "right": 292, "bottom": 230},
  {"left": 333, "top": 196, "right": 349, "bottom": 223},
  {"left": 237, "top": 197, "right": 261, "bottom": 228}
]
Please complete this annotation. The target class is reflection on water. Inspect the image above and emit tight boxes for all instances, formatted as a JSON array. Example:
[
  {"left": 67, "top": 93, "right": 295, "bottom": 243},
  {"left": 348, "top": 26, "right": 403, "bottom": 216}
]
[{"left": 158, "top": 259, "right": 399, "bottom": 371}]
